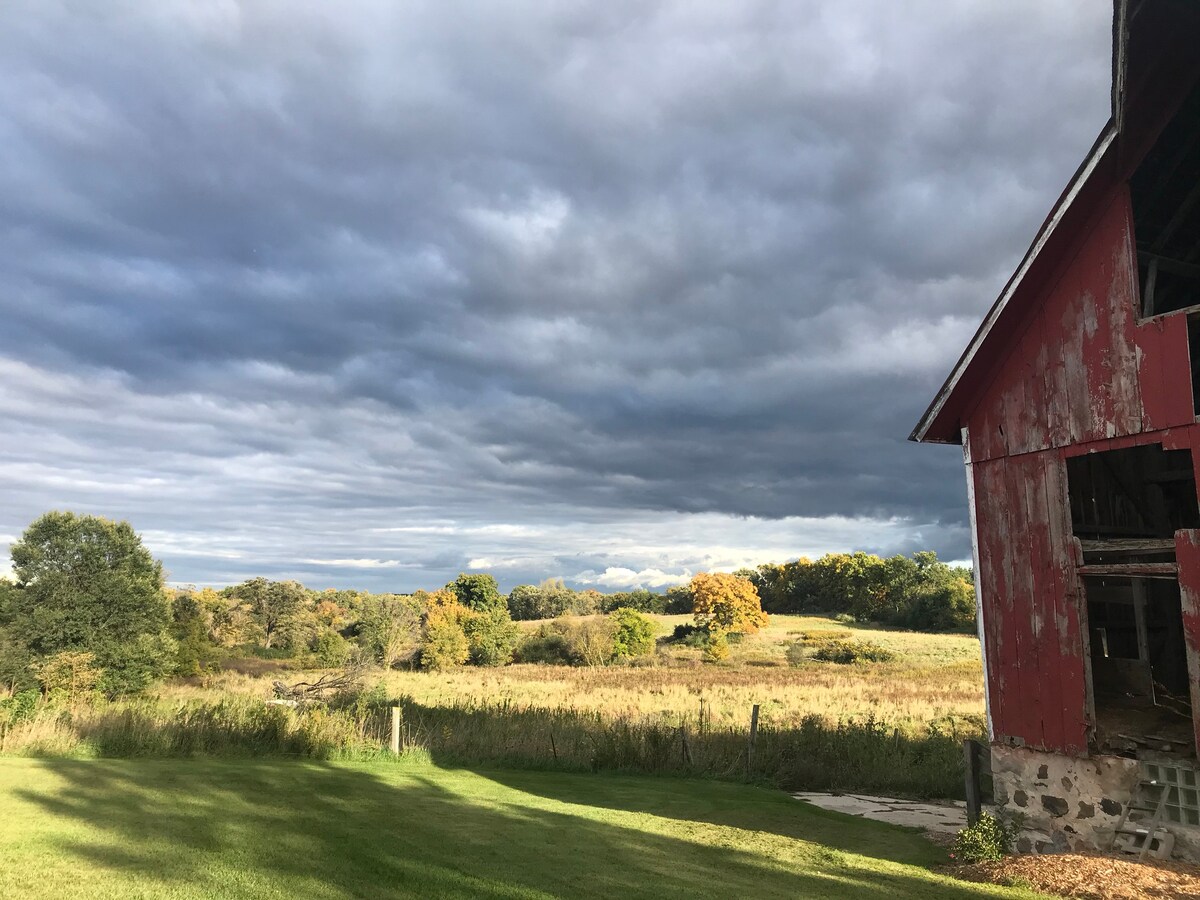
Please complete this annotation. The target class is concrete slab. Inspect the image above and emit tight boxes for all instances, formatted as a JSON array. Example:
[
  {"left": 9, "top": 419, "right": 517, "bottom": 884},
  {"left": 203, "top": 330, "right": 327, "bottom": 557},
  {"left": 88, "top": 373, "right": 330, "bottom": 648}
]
[{"left": 793, "top": 791, "right": 970, "bottom": 835}]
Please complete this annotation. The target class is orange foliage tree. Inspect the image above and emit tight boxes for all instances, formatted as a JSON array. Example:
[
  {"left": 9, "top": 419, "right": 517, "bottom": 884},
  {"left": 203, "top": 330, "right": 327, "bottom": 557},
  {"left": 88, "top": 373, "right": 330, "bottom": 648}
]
[{"left": 690, "top": 572, "right": 768, "bottom": 635}]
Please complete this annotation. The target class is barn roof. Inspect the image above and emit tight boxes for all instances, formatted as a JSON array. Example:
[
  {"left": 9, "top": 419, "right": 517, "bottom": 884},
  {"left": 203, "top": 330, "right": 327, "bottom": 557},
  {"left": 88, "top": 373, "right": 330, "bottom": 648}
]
[{"left": 910, "top": 0, "right": 1200, "bottom": 444}]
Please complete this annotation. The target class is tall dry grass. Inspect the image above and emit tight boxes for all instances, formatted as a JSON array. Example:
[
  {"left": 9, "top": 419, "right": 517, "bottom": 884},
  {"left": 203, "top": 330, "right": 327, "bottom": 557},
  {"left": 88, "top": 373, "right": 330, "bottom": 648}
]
[
  {"left": 0, "top": 689, "right": 976, "bottom": 798},
  {"left": 0, "top": 615, "right": 986, "bottom": 798}
]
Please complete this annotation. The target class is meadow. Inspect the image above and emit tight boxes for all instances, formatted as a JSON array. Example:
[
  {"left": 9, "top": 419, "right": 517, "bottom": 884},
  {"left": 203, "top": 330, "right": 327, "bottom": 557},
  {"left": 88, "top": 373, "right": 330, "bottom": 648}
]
[
  {"left": 1, "top": 615, "right": 987, "bottom": 799},
  {"left": 0, "top": 757, "right": 1041, "bottom": 900}
]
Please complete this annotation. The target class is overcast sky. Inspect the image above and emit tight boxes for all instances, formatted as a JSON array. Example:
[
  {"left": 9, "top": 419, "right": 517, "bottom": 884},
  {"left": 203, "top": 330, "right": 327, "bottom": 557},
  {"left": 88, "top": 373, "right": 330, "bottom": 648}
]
[{"left": 0, "top": 1, "right": 1112, "bottom": 592}]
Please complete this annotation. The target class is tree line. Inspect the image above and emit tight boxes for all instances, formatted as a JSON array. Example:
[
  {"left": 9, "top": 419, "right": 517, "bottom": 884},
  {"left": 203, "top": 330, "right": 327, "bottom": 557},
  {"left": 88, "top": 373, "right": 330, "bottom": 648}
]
[
  {"left": 736, "top": 551, "right": 975, "bottom": 631},
  {"left": 0, "top": 511, "right": 972, "bottom": 697}
]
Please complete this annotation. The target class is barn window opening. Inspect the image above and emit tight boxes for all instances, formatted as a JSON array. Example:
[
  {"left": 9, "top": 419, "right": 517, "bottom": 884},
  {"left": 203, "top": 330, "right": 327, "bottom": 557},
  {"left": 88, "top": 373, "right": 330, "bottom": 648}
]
[
  {"left": 1131, "top": 75, "right": 1200, "bottom": 318},
  {"left": 1067, "top": 443, "right": 1200, "bottom": 542},
  {"left": 1067, "top": 444, "right": 1200, "bottom": 756}
]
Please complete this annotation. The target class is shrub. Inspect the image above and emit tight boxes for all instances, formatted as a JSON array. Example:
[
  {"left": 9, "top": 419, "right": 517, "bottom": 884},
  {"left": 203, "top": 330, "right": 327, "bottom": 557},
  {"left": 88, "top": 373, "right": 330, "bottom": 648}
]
[
  {"left": 514, "top": 617, "right": 616, "bottom": 666},
  {"left": 703, "top": 630, "right": 730, "bottom": 663},
  {"left": 784, "top": 641, "right": 806, "bottom": 667},
  {"left": 833, "top": 613, "right": 856, "bottom": 624},
  {"left": 811, "top": 640, "right": 895, "bottom": 664},
  {"left": 566, "top": 618, "right": 617, "bottom": 666},
  {"left": 666, "top": 623, "right": 709, "bottom": 648},
  {"left": 949, "top": 812, "right": 1019, "bottom": 864},
  {"left": 610, "top": 608, "right": 656, "bottom": 660},
  {"left": 514, "top": 628, "right": 576, "bottom": 665},
  {"left": 312, "top": 631, "right": 352, "bottom": 668},
  {"left": 32, "top": 650, "right": 102, "bottom": 699},
  {"left": 0, "top": 689, "right": 39, "bottom": 726}
]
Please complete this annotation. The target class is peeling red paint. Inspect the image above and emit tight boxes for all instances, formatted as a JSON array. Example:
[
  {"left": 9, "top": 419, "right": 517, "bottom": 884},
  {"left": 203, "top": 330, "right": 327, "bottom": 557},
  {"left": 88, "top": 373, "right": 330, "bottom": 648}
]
[
  {"left": 953, "top": 185, "right": 1200, "bottom": 756},
  {"left": 913, "top": 2, "right": 1200, "bottom": 761}
]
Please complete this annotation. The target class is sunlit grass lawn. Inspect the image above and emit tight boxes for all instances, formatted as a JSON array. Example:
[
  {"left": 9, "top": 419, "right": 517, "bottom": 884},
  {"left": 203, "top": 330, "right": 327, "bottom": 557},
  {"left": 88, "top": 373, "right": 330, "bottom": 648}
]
[{"left": 0, "top": 758, "right": 1041, "bottom": 899}]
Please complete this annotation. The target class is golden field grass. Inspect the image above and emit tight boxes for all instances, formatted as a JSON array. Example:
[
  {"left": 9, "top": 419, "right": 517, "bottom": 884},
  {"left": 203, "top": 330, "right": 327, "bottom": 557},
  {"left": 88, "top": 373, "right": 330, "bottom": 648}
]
[{"left": 162, "top": 614, "right": 986, "bottom": 734}]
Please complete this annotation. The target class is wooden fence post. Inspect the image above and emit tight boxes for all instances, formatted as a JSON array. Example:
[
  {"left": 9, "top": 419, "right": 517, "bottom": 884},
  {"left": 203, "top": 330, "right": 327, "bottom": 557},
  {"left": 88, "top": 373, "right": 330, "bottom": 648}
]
[
  {"left": 391, "top": 706, "right": 402, "bottom": 755},
  {"left": 746, "top": 704, "right": 760, "bottom": 776}
]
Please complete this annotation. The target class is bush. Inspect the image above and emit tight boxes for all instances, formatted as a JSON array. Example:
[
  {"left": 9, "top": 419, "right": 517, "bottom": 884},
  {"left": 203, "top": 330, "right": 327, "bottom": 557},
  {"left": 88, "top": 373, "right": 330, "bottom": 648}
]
[
  {"left": 610, "top": 608, "right": 656, "bottom": 660},
  {"left": 784, "top": 641, "right": 806, "bottom": 667},
  {"left": 514, "top": 628, "right": 576, "bottom": 665},
  {"left": 666, "top": 623, "right": 709, "bottom": 648},
  {"left": 0, "top": 689, "right": 39, "bottom": 726},
  {"left": 513, "top": 617, "right": 616, "bottom": 666},
  {"left": 833, "top": 613, "right": 856, "bottom": 624},
  {"left": 811, "top": 640, "right": 895, "bottom": 664},
  {"left": 703, "top": 631, "right": 730, "bottom": 663},
  {"left": 31, "top": 650, "right": 102, "bottom": 699},
  {"left": 312, "top": 631, "right": 352, "bottom": 668},
  {"left": 949, "top": 812, "right": 1019, "bottom": 863}
]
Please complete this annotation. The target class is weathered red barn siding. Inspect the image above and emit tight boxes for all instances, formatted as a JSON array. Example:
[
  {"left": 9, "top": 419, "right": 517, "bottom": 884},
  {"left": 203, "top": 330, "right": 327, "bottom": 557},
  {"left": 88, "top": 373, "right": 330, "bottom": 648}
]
[{"left": 963, "top": 186, "right": 1200, "bottom": 754}]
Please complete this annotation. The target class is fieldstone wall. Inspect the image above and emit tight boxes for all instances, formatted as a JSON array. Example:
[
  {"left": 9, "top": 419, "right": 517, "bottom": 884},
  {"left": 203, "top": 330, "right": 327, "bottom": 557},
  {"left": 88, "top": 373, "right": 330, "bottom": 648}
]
[{"left": 990, "top": 745, "right": 1152, "bottom": 856}]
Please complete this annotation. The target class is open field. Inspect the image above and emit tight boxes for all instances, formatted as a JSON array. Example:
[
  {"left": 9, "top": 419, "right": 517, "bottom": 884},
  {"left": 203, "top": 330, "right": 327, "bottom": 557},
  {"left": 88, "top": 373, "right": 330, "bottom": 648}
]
[
  {"left": 0, "top": 615, "right": 986, "bottom": 799},
  {"left": 0, "top": 757, "right": 1042, "bottom": 899},
  {"left": 169, "top": 614, "right": 987, "bottom": 733}
]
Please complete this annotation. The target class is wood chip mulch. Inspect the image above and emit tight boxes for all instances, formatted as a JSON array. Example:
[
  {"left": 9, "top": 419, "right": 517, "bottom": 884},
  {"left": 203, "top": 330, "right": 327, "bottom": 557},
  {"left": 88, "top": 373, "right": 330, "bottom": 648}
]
[{"left": 950, "top": 852, "right": 1200, "bottom": 899}]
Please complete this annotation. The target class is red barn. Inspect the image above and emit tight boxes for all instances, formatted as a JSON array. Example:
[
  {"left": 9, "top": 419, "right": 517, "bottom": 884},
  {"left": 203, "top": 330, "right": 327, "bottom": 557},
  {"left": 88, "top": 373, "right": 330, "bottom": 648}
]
[{"left": 913, "top": 1, "right": 1200, "bottom": 857}]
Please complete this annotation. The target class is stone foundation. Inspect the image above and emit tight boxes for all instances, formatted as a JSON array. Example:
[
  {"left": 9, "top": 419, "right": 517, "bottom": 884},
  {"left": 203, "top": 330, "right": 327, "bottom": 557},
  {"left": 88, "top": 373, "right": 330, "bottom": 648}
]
[{"left": 990, "top": 745, "right": 1200, "bottom": 860}]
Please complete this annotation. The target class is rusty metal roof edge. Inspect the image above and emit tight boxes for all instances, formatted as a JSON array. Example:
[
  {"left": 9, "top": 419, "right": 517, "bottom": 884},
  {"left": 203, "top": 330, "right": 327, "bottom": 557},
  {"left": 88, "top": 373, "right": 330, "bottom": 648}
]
[{"left": 908, "top": 122, "right": 1119, "bottom": 446}]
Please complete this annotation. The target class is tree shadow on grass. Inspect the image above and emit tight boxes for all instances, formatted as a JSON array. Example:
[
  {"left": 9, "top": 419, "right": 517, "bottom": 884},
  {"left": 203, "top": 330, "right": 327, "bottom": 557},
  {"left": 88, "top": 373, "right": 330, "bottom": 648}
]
[
  {"left": 473, "top": 765, "right": 948, "bottom": 861},
  {"left": 6, "top": 759, "right": 1021, "bottom": 900}
]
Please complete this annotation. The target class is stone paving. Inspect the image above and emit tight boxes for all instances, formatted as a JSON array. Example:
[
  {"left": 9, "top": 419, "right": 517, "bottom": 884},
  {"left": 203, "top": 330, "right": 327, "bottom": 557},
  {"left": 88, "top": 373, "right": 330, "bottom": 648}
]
[{"left": 793, "top": 791, "right": 971, "bottom": 836}]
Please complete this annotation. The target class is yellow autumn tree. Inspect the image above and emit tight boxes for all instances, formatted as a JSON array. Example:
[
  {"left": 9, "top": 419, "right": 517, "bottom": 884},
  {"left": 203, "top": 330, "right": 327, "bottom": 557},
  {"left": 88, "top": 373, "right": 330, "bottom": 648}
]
[
  {"left": 421, "top": 590, "right": 470, "bottom": 670},
  {"left": 691, "top": 572, "right": 769, "bottom": 635}
]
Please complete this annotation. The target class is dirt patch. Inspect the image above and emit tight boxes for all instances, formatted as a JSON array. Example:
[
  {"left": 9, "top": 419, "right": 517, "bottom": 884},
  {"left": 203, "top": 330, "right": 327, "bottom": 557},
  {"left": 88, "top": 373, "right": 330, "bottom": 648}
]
[{"left": 951, "top": 852, "right": 1200, "bottom": 899}]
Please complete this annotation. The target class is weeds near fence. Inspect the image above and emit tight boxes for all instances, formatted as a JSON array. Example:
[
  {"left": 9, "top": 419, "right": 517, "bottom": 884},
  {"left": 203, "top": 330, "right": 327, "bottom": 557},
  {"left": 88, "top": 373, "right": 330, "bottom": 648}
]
[{"left": 0, "top": 687, "right": 978, "bottom": 799}]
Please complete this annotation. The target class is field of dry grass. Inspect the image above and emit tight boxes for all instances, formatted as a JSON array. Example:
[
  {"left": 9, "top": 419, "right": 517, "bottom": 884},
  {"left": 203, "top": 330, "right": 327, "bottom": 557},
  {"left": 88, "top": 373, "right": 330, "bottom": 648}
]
[
  {"left": 1, "top": 615, "right": 985, "bottom": 797},
  {"left": 161, "top": 614, "right": 985, "bottom": 734}
]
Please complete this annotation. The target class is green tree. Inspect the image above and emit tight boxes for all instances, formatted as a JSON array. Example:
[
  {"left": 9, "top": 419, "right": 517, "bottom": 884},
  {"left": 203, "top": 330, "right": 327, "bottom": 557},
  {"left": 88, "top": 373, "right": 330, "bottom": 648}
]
[
  {"left": 312, "top": 630, "right": 352, "bottom": 667},
  {"left": 358, "top": 594, "right": 421, "bottom": 668},
  {"left": 447, "top": 573, "right": 505, "bottom": 613},
  {"left": 170, "top": 590, "right": 218, "bottom": 676},
  {"left": 609, "top": 607, "right": 656, "bottom": 660},
  {"left": 0, "top": 579, "right": 34, "bottom": 691},
  {"left": 7, "top": 511, "right": 175, "bottom": 695},
  {"left": 463, "top": 607, "right": 520, "bottom": 667},
  {"left": 228, "top": 578, "right": 305, "bottom": 649}
]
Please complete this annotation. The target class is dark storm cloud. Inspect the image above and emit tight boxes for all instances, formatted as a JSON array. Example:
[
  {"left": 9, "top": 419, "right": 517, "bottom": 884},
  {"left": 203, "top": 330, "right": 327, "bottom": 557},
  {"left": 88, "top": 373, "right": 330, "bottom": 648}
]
[{"left": 0, "top": 1, "right": 1111, "bottom": 588}]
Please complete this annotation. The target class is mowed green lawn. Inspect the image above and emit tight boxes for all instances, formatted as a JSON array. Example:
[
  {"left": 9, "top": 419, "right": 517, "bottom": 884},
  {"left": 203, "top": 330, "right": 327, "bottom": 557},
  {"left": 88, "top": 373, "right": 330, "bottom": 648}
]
[{"left": 0, "top": 759, "right": 1042, "bottom": 899}]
